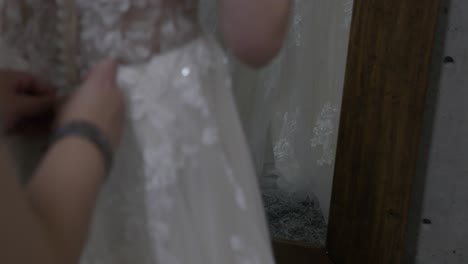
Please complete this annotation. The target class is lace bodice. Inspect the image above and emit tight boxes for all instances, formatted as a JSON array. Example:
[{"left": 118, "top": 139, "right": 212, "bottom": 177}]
[
  {"left": 76, "top": 0, "right": 198, "bottom": 65},
  {"left": 0, "top": 0, "right": 198, "bottom": 89}
]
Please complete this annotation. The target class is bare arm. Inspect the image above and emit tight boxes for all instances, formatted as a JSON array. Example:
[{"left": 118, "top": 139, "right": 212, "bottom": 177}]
[
  {"left": 0, "top": 60, "right": 124, "bottom": 263},
  {"left": 26, "top": 137, "right": 106, "bottom": 262},
  {"left": 0, "top": 137, "right": 106, "bottom": 264},
  {"left": 0, "top": 70, "right": 60, "bottom": 263},
  {"left": 25, "top": 60, "right": 124, "bottom": 262},
  {"left": 219, "top": 0, "right": 291, "bottom": 68},
  {"left": 0, "top": 142, "right": 59, "bottom": 264}
]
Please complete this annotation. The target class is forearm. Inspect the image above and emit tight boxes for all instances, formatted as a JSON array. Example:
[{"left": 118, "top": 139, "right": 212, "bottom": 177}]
[
  {"left": 0, "top": 141, "right": 59, "bottom": 264},
  {"left": 219, "top": 0, "right": 291, "bottom": 67},
  {"left": 26, "top": 137, "right": 106, "bottom": 262}
]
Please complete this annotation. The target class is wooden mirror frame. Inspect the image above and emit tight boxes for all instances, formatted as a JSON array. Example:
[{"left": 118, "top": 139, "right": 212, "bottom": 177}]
[{"left": 273, "top": 0, "right": 441, "bottom": 263}]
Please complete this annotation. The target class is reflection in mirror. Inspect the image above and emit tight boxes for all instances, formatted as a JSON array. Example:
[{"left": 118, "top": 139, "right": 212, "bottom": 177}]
[{"left": 200, "top": 0, "right": 354, "bottom": 246}]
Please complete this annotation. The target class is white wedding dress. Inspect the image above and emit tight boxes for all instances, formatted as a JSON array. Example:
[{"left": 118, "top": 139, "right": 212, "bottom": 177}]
[{"left": 0, "top": 0, "right": 274, "bottom": 263}]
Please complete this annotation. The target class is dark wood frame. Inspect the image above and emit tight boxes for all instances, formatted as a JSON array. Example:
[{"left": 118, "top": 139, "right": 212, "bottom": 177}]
[{"left": 274, "top": 0, "right": 441, "bottom": 263}]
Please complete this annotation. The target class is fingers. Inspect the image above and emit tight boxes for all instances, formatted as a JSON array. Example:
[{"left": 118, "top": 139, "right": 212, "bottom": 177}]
[
  {"left": 3, "top": 95, "right": 57, "bottom": 135},
  {"left": 30, "top": 78, "right": 57, "bottom": 96},
  {"left": 11, "top": 71, "right": 57, "bottom": 96},
  {"left": 85, "top": 59, "right": 118, "bottom": 87},
  {"left": 60, "top": 58, "right": 125, "bottom": 149},
  {"left": 14, "top": 95, "right": 57, "bottom": 118}
]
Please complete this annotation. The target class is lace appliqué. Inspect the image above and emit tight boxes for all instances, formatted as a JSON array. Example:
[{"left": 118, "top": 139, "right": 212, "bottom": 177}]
[
  {"left": 0, "top": 0, "right": 58, "bottom": 83},
  {"left": 273, "top": 108, "right": 300, "bottom": 165},
  {"left": 84, "top": 37, "right": 257, "bottom": 264},
  {"left": 272, "top": 107, "right": 302, "bottom": 192},
  {"left": 77, "top": 0, "right": 198, "bottom": 69},
  {"left": 310, "top": 102, "right": 339, "bottom": 166}
]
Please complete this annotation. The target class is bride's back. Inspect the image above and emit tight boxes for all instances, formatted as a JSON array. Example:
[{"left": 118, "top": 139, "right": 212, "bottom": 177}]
[
  {"left": 77, "top": 0, "right": 199, "bottom": 65},
  {"left": 0, "top": 0, "right": 199, "bottom": 88}
]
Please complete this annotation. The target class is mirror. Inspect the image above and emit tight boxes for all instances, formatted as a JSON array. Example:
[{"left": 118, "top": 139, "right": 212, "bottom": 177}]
[{"left": 200, "top": 0, "right": 354, "bottom": 246}]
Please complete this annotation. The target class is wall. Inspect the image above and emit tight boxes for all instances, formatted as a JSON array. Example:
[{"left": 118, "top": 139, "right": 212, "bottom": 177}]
[{"left": 405, "top": 0, "right": 468, "bottom": 263}]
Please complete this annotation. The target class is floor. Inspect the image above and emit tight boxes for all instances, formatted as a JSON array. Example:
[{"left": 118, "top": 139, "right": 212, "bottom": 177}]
[
  {"left": 263, "top": 191, "right": 328, "bottom": 246},
  {"left": 273, "top": 240, "right": 333, "bottom": 264}
]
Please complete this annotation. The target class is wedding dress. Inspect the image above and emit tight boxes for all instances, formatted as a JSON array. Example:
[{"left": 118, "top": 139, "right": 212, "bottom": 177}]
[{"left": 0, "top": 0, "right": 274, "bottom": 263}]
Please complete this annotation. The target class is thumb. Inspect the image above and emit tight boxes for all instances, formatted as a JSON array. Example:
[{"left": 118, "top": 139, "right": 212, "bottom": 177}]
[{"left": 85, "top": 59, "right": 118, "bottom": 88}]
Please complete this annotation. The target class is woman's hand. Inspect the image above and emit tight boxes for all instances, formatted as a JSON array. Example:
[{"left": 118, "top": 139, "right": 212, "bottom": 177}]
[
  {"left": 20, "top": 60, "right": 125, "bottom": 263},
  {"left": 0, "top": 70, "right": 57, "bottom": 134},
  {"left": 58, "top": 59, "right": 125, "bottom": 150}
]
